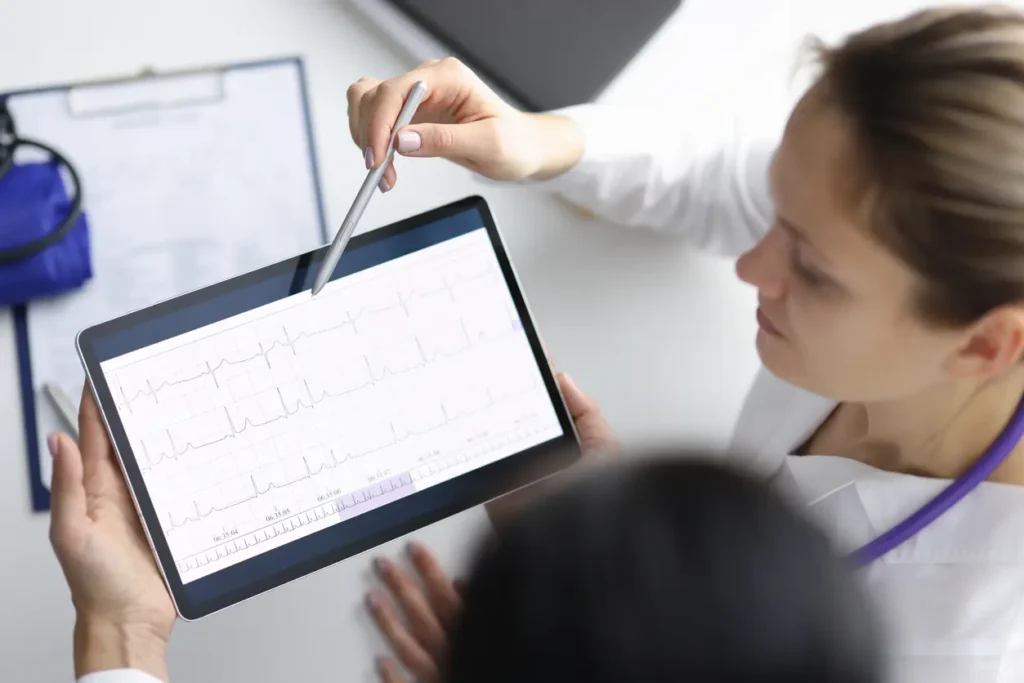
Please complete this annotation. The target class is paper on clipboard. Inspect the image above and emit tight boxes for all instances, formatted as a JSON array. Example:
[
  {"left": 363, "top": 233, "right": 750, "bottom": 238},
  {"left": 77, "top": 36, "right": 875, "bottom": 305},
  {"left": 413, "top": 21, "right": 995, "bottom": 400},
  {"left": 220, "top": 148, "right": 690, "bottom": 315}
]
[{"left": 8, "top": 60, "right": 326, "bottom": 501}]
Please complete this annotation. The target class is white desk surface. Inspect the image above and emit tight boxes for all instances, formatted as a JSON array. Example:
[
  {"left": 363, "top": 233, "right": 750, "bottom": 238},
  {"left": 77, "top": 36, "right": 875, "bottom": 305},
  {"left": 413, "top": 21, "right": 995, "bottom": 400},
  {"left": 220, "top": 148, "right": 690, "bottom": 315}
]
[{"left": 0, "top": 0, "right": 972, "bottom": 680}]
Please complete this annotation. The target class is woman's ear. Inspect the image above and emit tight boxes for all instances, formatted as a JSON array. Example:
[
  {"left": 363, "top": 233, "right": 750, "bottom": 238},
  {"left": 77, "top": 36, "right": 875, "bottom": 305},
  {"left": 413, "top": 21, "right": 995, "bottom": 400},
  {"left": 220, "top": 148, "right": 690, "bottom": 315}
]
[{"left": 946, "top": 306, "right": 1024, "bottom": 379}]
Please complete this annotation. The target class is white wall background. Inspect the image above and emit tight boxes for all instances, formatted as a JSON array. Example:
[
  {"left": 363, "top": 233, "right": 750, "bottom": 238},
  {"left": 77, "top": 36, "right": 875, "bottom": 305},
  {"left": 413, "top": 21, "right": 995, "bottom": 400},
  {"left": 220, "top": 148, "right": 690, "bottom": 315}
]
[{"left": 0, "top": 0, "right": 997, "bottom": 681}]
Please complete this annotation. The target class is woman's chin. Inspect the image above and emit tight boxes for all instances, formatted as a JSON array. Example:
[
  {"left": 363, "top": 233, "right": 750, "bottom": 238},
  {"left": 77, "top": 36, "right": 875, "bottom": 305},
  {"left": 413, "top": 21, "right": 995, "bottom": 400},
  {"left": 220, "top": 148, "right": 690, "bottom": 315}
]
[
  {"left": 755, "top": 330, "right": 800, "bottom": 384},
  {"left": 754, "top": 338, "right": 838, "bottom": 401},
  {"left": 755, "top": 327, "right": 786, "bottom": 361}
]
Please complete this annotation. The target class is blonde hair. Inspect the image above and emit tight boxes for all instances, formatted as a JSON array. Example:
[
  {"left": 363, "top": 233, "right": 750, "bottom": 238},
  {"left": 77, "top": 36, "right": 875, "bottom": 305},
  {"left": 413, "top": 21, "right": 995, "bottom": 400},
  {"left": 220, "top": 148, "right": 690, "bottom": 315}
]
[{"left": 810, "top": 5, "right": 1024, "bottom": 325}]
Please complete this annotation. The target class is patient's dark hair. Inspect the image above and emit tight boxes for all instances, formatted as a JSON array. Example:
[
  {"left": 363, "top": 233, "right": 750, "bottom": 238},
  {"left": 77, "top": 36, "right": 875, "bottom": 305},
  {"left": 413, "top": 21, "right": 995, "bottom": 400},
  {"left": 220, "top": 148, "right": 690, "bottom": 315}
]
[{"left": 443, "top": 454, "right": 883, "bottom": 683}]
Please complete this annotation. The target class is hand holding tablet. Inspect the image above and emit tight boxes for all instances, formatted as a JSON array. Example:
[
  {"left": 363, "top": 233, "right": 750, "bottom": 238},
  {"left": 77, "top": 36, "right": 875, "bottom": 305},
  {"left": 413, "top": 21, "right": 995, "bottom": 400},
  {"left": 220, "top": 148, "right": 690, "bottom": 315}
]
[{"left": 76, "top": 196, "right": 580, "bottom": 619}]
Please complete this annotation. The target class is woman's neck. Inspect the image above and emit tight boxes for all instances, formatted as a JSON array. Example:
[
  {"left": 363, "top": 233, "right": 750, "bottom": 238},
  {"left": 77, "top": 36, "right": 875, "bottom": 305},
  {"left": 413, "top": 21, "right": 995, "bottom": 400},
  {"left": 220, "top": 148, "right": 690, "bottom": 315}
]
[{"left": 847, "top": 368, "right": 1024, "bottom": 484}]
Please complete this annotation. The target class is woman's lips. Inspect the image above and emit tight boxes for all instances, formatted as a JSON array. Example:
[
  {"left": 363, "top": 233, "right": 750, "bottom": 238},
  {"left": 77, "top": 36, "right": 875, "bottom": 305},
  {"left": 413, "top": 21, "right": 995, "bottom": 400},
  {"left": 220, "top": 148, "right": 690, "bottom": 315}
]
[{"left": 756, "top": 307, "right": 784, "bottom": 337}]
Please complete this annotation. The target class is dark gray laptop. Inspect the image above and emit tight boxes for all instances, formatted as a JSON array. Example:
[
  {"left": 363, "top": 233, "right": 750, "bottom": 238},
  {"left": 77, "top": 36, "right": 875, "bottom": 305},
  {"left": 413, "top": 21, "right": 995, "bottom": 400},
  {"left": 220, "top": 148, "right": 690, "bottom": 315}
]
[{"left": 384, "top": 0, "right": 683, "bottom": 111}]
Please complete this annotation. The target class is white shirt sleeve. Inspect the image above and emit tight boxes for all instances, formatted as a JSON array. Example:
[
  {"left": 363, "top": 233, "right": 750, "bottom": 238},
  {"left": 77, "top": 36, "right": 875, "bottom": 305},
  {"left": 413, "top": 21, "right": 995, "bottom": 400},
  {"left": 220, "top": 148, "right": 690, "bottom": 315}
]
[
  {"left": 530, "top": 101, "right": 785, "bottom": 258},
  {"left": 78, "top": 669, "right": 165, "bottom": 683}
]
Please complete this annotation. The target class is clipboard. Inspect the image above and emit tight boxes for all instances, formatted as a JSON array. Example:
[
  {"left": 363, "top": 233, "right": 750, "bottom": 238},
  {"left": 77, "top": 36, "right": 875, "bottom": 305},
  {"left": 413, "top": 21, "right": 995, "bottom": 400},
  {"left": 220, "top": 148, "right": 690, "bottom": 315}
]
[{"left": 5, "top": 57, "right": 329, "bottom": 511}]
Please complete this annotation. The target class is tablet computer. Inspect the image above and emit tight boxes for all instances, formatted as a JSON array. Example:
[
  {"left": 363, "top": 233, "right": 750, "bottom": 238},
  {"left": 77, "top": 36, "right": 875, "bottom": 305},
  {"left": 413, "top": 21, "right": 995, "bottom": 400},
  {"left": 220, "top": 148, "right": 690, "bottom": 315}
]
[{"left": 77, "top": 195, "right": 580, "bottom": 620}]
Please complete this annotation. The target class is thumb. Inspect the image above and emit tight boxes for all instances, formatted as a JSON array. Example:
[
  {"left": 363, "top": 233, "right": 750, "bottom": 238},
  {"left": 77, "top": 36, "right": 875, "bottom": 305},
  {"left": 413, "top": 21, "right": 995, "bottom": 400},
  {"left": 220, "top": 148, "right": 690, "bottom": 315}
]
[
  {"left": 49, "top": 432, "right": 88, "bottom": 546},
  {"left": 396, "top": 120, "right": 496, "bottom": 161},
  {"left": 557, "top": 372, "right": 598, "bottom": 420}
]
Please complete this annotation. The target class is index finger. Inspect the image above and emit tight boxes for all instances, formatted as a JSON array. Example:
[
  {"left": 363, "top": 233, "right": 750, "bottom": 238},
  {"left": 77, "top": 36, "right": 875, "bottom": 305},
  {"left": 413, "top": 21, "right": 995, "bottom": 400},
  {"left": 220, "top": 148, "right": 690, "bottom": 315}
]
[
  {"left": 364, "top": 61, "right": 464, "bottom": 170},
  {"left": 347, "top": 76, "right": 379, "bottom": 149},
  {"left": 365, "top": 75, "right": 426, "bottom": 169}
]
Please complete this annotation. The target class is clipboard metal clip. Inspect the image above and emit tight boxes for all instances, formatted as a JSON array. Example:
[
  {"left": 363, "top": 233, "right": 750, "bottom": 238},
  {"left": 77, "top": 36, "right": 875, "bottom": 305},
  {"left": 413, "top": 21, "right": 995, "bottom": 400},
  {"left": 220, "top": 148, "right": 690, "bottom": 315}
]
[{"left": 66, "top": 66, "right": 226, "bottom": 119}]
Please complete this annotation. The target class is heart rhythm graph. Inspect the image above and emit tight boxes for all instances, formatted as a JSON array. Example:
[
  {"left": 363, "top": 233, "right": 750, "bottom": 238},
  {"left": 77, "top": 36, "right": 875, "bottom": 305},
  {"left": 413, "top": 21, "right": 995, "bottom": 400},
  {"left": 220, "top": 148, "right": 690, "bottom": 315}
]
[{"left": 99, "top": 229, "right": 563, "bottom": 583}]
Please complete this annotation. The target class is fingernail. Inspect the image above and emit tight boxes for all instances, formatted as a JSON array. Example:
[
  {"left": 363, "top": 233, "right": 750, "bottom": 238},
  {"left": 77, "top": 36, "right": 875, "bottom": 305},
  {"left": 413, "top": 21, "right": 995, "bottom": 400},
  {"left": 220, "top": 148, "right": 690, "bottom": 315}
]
[
  {"left": 47, "top": 433, "right": 60, "bottom": 458},
  {"left": 364, "top": 146, "right": 374, "bottom": 170},
  {"left": 378, "top": 177, "right": 391, "bottom": 193},
  {"left": 366, "top": 591, "right": 380, "bottom": 609},
  {"left": 397, "top": 130, "right": 421, "bottom": 154},
  {"left": 407, "top": 541, "right": 424, "bottom": 557},
  {"left": 373, "top": 557, "right": 390, "bottom": 575}
]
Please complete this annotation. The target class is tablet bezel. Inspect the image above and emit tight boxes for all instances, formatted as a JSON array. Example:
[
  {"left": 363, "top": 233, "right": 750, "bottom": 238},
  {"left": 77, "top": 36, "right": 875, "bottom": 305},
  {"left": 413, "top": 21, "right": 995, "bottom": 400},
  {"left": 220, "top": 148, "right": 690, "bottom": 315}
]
[{"left": 76, "top": 195, "right": 580, "bottom": 620}]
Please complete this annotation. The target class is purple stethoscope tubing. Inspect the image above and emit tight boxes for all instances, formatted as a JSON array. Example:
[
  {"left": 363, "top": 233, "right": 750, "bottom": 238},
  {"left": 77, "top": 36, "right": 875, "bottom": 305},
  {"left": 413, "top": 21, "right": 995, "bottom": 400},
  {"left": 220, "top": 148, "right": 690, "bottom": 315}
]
[{"left": 848, "top": 394, "right": 1024, "bottom": 567}]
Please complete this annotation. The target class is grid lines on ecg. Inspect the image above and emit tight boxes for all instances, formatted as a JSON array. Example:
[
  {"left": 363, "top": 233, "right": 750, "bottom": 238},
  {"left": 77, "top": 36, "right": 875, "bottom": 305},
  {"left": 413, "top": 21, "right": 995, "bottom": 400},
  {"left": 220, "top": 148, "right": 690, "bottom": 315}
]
[{"left": 100, "top": 229, "right": 563, "bottom": 581}]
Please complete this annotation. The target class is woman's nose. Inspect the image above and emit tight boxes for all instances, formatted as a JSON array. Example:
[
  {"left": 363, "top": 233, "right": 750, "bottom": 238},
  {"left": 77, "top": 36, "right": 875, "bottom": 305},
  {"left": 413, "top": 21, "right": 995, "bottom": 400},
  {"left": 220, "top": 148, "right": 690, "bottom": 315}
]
[{"left": 735, "top": 226, "right": 788, "bottom": 299}]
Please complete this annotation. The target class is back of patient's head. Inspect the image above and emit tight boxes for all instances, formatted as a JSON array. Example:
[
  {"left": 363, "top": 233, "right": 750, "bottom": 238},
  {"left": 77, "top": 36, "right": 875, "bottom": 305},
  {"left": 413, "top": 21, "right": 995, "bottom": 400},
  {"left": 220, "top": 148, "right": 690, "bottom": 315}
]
[{"left": 443, "top": 454, "right": 883, "bottom": 683}]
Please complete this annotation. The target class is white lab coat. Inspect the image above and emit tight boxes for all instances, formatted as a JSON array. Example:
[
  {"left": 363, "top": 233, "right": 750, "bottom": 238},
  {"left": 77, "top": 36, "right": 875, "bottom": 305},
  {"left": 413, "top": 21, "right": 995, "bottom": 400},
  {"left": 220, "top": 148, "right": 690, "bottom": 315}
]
[{"left": 81, "top": 102, "right": 1024, "bottom": 682}]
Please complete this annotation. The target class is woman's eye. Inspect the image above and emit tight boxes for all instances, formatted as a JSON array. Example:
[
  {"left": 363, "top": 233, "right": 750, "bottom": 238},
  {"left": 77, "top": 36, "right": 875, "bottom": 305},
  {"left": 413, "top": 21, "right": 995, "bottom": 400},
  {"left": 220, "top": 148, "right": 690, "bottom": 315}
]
[
  {"left": 791, "top": 248, "right": 829, "bottom": 287},
  {"left": 796, "top": 261, "right": 825, "bottom": 285}
]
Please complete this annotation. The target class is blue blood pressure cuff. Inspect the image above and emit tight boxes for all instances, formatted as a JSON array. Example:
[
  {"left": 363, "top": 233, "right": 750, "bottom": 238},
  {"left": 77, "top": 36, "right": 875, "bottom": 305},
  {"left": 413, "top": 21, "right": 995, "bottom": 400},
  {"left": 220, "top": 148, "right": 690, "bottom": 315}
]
[{"left": 0, "top": 101, "right": 91, "bottom": 307}]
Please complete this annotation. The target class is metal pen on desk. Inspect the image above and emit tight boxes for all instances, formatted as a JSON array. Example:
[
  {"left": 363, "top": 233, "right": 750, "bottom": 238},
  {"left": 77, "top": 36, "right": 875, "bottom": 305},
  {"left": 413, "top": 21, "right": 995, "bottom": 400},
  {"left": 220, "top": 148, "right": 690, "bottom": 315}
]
[
  {"left": 43, "top": 382, "right": 79, "bottom": 440},
  {"left": 310, "top": 80, "right": 429, "bottom": 296}
]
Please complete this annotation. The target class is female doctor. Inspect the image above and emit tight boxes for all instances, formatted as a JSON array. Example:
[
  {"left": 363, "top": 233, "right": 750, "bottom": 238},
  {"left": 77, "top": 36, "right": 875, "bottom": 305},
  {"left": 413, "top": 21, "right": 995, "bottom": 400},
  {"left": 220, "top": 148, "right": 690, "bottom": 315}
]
[{"left": 353, "top": 6, "right": 1024, "bottom": 683}]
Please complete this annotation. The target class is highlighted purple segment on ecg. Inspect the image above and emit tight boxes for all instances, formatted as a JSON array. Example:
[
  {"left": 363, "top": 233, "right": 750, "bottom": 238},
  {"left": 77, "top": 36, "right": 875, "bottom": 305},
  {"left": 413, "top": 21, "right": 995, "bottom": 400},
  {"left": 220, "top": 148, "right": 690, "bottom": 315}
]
[{"left": 99, "top": 228, "right": 563, "bottom": 583}]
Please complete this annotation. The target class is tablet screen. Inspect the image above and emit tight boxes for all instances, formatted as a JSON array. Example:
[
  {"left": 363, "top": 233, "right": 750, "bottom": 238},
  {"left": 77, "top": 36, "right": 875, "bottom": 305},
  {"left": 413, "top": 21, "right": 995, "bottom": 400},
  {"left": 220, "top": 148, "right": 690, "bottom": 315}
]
[{"left": 79, "top": 199, "right": 576, "bottom": 617}]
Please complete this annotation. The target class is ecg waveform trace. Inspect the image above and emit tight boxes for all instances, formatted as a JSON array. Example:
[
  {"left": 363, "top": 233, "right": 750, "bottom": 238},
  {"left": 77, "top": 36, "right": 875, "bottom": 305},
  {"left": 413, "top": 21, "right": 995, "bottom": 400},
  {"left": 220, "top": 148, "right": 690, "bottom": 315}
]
[
  {"left": 113, "top": 265, "right": 495, "bottom": 413},
  {"left": 136, "top": 324, "right": 511, "bottom": 471},
  {"left": 100, "top": 229, "right": 563, "bottom": 582}
]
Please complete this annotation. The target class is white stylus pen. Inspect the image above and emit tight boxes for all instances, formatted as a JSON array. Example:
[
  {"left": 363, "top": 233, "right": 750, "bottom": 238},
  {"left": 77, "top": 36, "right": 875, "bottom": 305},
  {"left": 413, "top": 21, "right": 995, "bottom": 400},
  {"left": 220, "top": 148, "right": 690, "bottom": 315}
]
[{"left": 310, "top": 80, "right": 429, "bottom": 296}]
